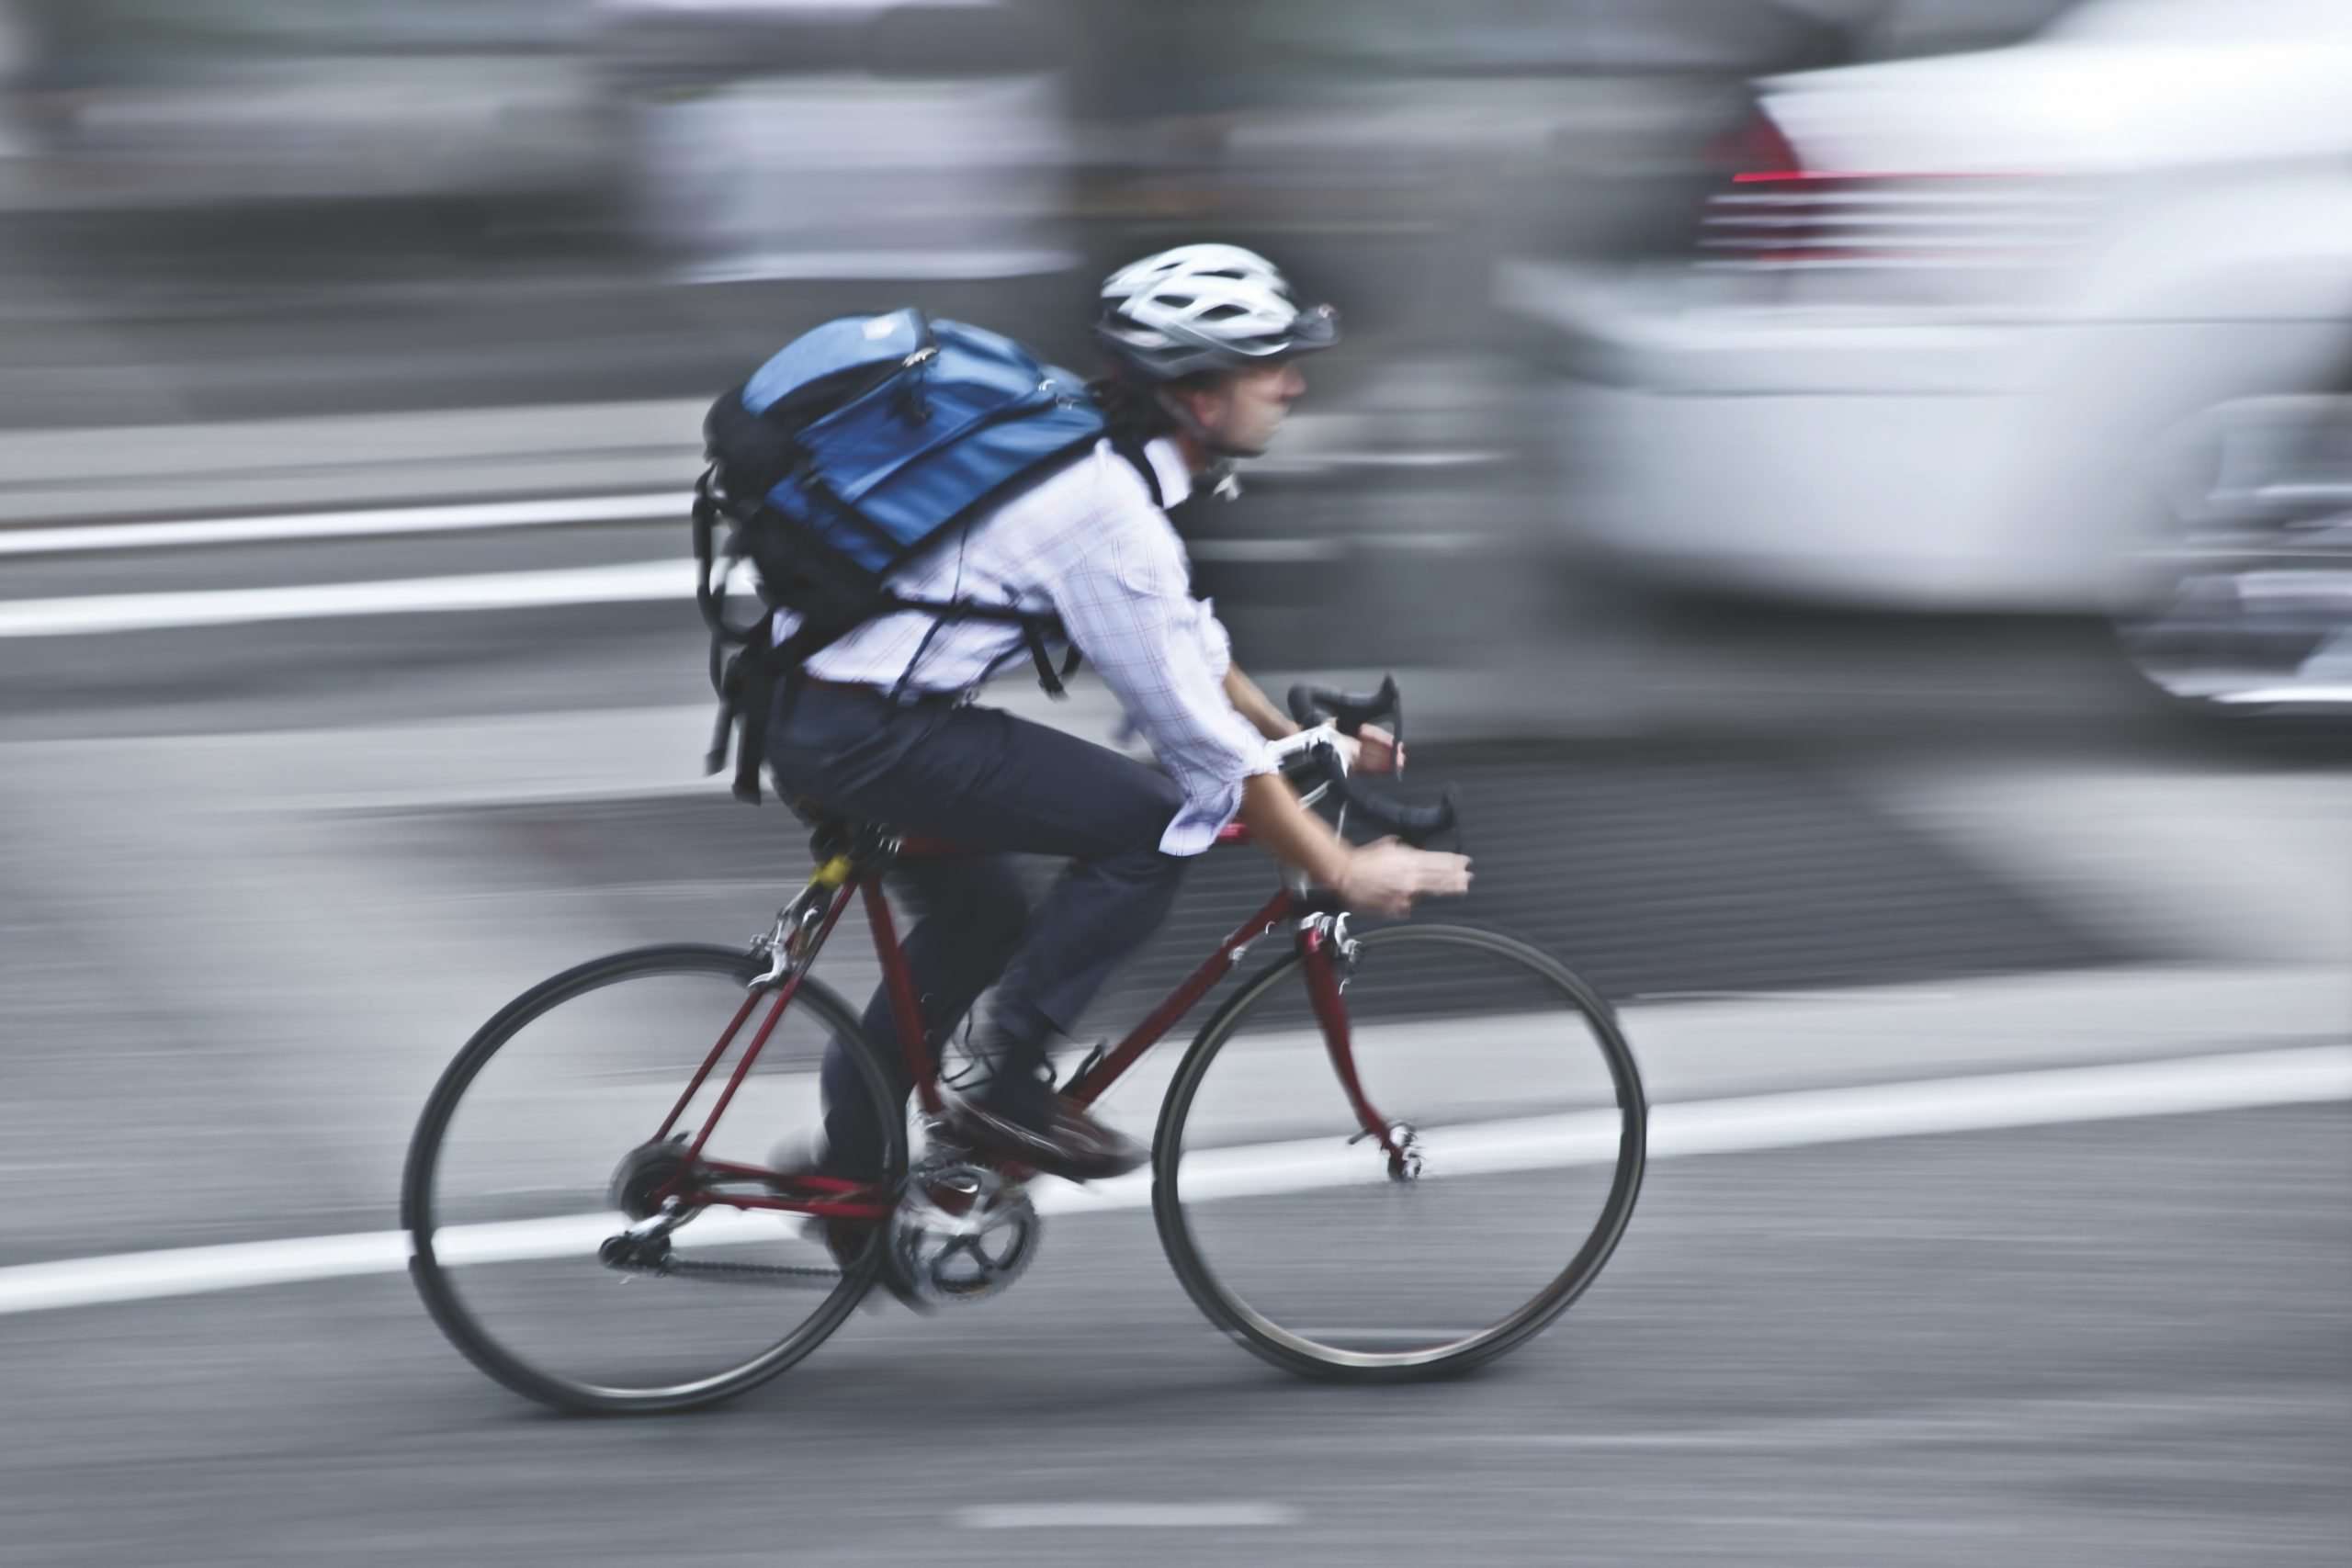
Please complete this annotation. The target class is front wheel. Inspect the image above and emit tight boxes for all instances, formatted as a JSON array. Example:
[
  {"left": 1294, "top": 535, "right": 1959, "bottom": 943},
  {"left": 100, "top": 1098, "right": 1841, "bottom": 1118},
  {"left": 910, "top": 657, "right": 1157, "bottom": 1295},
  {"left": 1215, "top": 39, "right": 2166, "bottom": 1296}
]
[{"left": 1152, "top": 923, "right": 1646, "bottom": 1382}]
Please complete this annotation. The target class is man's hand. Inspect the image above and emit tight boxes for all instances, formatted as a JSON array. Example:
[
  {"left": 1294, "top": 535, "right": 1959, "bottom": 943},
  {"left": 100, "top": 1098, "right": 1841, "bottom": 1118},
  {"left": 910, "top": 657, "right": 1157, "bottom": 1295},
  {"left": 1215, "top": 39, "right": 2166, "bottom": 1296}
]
[
  {"left": 1342, "top": 723, "right": 1404, "bottom": 775},
  {"left": 1333, "top": 837, "right": 1472, "bottom": 919},
  {"left": 1239, "top": 774, "right": 1468, "bottom": 919},
  {"left": 1330, "top": 723, "right": 1404, "bottom": 775}
]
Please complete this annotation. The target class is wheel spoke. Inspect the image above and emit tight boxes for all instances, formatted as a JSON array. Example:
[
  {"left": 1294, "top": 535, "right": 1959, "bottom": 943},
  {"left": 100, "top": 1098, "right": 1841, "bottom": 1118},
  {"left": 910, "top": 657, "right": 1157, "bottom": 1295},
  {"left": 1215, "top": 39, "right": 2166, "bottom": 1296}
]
[
  {"left": 1155, "top": 925, "right": 1645, "bottom": 1380},
  {"left": 404, "top": 946, "right": 906, "bottom": 1414}
]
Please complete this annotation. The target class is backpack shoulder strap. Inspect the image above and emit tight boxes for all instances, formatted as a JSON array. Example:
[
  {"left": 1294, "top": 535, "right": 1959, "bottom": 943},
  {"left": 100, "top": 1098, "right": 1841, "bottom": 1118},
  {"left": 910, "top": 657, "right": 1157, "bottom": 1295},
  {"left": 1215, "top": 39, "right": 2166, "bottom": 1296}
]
[{"left": 1107, "top": 433, "right": 1165, "bottom": 510}]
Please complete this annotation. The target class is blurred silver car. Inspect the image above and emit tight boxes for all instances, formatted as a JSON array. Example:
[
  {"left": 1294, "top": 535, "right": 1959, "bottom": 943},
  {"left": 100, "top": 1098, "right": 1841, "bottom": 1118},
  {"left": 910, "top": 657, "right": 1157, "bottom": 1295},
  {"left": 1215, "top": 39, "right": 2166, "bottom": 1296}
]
[
  {"left": 598, "top": 0, "right": 1076, "bottom": 282},
  {"left": 1502, "top": 0, "right": 2352, "bottom": 716},
  {"left": 0, "top": 1, "right": 613, "bottom": 209}
]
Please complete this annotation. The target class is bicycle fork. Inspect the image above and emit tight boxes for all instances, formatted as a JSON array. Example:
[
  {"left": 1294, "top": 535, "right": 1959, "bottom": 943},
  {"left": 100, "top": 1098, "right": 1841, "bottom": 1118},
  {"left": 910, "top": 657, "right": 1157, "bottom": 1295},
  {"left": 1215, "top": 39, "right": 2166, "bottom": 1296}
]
[{"left": 1298, "top": 915, "right": 1423, "bottom": 1182}]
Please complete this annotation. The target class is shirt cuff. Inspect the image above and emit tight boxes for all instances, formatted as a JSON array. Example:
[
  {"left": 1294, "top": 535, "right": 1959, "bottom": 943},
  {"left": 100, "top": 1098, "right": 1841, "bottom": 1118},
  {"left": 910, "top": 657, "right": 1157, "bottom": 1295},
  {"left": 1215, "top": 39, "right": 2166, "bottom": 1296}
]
[{"left": 1155, "top": 740, "right": 1281, "bottom": 856}]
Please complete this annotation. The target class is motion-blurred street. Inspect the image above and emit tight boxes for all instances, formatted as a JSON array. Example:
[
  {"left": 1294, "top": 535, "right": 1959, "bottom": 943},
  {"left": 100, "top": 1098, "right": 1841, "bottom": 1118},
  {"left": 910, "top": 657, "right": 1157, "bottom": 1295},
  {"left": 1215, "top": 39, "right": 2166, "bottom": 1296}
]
[
  {"left": 5, "top": 416, "right": 2346, "bottom": 1564},
  {"left": 4, "top": 2, "right": 2348, "bottom": 1562}
]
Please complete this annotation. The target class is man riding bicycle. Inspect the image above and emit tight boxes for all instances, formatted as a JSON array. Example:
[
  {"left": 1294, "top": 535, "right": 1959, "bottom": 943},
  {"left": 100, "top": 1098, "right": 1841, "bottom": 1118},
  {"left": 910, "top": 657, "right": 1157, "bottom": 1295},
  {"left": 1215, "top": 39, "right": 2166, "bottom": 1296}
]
[{"left": 764, "top": 243, "right": 1474, "bottom": 1189}]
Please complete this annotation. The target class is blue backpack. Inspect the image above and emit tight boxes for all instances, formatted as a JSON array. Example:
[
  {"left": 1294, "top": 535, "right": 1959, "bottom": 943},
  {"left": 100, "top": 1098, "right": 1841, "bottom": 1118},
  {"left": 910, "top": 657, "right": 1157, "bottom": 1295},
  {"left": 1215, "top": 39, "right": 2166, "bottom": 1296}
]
[{"left": 694, "top": 309, "right": 1161, "bottom": 803}]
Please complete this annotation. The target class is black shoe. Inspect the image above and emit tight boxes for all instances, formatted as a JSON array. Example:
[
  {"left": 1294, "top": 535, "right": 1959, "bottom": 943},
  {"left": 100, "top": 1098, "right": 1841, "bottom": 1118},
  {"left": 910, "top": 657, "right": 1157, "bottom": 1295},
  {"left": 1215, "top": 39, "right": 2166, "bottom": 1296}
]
[{"left": 942, "top": 1091, "right": 1149, "bottom": 1182}]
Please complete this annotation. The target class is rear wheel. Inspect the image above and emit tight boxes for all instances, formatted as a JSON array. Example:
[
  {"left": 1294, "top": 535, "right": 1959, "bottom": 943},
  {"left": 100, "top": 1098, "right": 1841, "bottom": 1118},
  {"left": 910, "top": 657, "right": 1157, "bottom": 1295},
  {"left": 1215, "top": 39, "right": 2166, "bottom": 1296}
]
[
  {"left": 1151, "top": 924, "right": 1645, "bottom": 1382},
  {"left": 402, "top": 944, "right": 905, "bottom": 1414}
]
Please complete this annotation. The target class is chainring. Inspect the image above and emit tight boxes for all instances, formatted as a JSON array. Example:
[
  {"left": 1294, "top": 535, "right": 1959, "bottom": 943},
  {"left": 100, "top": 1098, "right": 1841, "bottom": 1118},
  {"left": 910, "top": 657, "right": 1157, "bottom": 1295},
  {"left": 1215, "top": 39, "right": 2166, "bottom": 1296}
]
[{"left": 888, "top": 1160, "right": 1042, "bottom": 1307}]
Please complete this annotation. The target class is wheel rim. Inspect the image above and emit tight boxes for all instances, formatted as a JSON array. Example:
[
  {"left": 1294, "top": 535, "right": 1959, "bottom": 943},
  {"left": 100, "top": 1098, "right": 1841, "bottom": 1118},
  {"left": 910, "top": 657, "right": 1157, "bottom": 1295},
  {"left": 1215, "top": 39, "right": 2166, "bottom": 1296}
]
[
  {"left": 405, "top": 949, "right": 899, "bottom": 1410},
  {"left": 1157, "top": 925, "right": 1645, "bottom": 1373},
  {"left": 2116, "top": 394, "right": 2352, "bottom": 715}
]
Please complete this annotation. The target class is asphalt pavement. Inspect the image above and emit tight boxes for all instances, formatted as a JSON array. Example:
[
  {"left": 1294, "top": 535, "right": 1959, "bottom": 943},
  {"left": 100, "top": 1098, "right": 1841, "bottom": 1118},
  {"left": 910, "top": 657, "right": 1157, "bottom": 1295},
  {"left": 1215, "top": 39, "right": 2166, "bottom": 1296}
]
[{"left": 1, "top": 1106, "right": 2344, "bottom": 1568}]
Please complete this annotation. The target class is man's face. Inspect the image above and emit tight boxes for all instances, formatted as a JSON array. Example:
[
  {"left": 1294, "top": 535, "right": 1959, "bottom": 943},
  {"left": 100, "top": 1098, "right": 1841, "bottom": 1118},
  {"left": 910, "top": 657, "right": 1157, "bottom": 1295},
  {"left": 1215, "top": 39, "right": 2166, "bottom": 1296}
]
[{"left": 1178, "top": 361, "right": 1307, "bottom": 458}]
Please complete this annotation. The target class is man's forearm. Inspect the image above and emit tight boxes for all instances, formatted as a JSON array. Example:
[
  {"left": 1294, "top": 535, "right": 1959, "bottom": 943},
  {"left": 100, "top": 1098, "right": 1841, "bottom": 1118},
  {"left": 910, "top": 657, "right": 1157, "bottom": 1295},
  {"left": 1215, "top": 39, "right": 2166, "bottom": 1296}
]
[
  {"left": 1224, "top": 663, "right": 1299, "bottom": 743},
  {"left": 1237, "top": 773, "right": 1349, "bottom": 886}
]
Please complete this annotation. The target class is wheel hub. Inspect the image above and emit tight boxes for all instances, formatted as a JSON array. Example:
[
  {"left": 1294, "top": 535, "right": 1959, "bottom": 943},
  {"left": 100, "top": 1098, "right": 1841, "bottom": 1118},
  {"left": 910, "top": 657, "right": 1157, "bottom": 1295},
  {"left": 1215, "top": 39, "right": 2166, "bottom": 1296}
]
[
  {"left": 605, "top": 1135, "right": 694, "bottom": 1222},
  {"left": 1385, "top": 1122, "right": 1424, "bottom": 1182}
]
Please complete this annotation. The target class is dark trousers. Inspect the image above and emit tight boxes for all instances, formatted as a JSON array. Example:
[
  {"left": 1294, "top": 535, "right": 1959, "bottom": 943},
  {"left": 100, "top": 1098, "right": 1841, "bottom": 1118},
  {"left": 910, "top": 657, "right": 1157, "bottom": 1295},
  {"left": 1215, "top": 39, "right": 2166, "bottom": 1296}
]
[{"left": 765, "top": 684, "right": 1192, "bottom": 1174}]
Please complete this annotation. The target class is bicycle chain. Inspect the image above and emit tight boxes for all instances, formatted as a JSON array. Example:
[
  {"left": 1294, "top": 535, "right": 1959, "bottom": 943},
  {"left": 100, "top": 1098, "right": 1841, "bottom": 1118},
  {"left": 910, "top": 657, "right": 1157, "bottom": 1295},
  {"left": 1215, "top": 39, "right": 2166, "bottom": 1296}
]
[{"left": 629, "top": 1254, "right": 845, "bottom": 1290}]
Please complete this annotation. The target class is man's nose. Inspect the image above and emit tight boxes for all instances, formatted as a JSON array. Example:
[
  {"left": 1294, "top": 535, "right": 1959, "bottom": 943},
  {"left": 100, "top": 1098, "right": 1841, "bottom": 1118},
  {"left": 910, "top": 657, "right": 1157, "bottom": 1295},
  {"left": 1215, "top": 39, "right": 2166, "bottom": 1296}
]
[{"left": 1280, "top": 365, "right": 1306, "bottom": 400}]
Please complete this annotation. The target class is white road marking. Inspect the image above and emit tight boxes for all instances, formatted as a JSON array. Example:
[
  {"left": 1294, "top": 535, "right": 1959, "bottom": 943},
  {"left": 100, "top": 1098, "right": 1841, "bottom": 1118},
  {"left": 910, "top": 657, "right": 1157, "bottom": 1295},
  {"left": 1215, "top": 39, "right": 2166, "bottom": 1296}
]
[
  {"left": 955, "top": 1503, "right": 1299, "bottom": 1530},
  {"left": 0, "top": 1231, "right": 411, "bottom": 1314},
  {"left": 3, "top": 453, "right": 1500, "bottom": 562},
  {"left": 0, "top": 528, "right": 1507, "bottom": 637},
  {"left": 0, "top": 558, "right": 691, "bottom": 637},
  {"left": 1630, "top": 989, "right": 1959, "bottom": 1005},
  {"left": 0, "top": 1043, "right": 2343, "bottom": 1317},
  {"left": 0, "top": 493, "right": 684, "bottom": 559},
  {"left": 2213, "top": 682, "right": 2352, "bottom": 705}
]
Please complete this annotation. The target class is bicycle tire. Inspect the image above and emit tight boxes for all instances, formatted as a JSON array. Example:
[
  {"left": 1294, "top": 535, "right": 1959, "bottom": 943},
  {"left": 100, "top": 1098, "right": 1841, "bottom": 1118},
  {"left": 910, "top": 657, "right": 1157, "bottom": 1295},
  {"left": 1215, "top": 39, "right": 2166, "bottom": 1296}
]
[
  {"left": 1150, "top": 923, "right": 1645, "bottom": 1382},
  {"left": 402, "top": 943, "right": 906, "bottom": 1415}
]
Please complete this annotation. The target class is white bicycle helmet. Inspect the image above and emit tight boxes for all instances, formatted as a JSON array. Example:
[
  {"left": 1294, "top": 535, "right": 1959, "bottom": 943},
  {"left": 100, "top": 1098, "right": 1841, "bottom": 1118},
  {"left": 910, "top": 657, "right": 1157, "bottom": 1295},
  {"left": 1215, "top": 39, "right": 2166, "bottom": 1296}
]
[{"left": 1094, "top": 243, "right": 1340, "bottom": 382}]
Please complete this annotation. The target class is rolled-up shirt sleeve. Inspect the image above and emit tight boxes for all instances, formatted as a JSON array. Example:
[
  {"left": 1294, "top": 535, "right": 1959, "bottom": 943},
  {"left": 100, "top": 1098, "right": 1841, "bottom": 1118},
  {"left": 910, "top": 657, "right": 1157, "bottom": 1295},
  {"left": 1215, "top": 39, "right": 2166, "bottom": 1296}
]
[{"left": 1048, "top": 510, "right": 1276, "bottom": 856}]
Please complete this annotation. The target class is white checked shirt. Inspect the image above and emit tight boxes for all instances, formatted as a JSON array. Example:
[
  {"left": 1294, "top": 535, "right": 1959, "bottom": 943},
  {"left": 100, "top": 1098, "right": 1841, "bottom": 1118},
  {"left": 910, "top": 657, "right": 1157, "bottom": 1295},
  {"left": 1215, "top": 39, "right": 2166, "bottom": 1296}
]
[{"left": 773, "top": 436, "right": 1278, "bottom": 855}]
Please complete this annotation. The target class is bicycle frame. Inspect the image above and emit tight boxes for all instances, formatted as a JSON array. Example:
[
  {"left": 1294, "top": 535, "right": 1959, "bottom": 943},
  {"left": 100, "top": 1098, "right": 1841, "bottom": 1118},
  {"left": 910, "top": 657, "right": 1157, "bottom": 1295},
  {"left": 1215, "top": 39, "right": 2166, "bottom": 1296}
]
[{"left": 644, "top": 823, "right": 1408, "bottom": 1224}]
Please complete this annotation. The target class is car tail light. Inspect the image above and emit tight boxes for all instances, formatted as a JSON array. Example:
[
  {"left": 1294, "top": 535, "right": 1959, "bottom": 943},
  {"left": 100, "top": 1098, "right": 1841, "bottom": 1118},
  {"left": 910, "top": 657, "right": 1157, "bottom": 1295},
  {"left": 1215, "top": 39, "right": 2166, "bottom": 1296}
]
[{"left": 1692, "top": 103, "right": 2088, "bottom": 300}]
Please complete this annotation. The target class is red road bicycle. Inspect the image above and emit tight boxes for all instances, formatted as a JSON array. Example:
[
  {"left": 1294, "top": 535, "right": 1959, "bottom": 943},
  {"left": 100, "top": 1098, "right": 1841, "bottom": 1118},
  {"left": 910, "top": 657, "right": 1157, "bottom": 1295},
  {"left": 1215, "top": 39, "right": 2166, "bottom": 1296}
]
[{"left": 403, "top": 681, "right": 1645, "bottom": 1413}]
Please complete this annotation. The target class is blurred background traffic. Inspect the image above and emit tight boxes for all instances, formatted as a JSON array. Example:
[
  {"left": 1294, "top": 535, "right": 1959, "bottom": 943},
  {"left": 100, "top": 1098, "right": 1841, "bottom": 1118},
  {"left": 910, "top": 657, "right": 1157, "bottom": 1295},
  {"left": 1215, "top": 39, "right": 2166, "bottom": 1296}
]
[
  {"left": 4, "top": 0, "right": 2348, "bottom": 722},
  {"left": 1, "top": 4, "right": 2346, "bottom": 1565}
]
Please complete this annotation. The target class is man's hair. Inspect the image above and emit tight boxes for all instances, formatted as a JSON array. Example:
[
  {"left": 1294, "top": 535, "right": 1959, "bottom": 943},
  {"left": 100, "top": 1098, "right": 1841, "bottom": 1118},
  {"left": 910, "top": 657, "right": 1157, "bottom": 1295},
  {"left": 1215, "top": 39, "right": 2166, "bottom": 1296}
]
[{"left": 1089, "top": 367, "right": 1218, "bottom": 443}]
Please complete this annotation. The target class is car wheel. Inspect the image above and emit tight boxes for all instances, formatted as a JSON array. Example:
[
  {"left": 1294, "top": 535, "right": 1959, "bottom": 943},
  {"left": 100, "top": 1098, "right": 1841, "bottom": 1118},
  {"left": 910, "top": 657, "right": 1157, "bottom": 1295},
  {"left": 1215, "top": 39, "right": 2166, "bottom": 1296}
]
[{"left": 2110, "top": 391, "right": 2352, "bottom": 748}]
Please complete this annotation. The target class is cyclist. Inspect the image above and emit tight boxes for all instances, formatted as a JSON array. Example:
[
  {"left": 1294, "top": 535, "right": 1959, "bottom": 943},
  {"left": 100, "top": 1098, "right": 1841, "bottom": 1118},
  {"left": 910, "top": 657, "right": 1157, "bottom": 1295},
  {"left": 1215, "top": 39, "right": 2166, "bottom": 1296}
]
[{"left": 765, "top": 243, "right": 1473, "bottom": 1190}]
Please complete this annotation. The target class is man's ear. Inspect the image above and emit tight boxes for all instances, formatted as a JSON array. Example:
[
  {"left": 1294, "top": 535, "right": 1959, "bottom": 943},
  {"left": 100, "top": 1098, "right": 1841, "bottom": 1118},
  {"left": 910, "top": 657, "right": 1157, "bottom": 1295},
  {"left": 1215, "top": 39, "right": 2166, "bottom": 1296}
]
[{"left": 1158, "top": 378, "right": 1222, "bottom": 431}]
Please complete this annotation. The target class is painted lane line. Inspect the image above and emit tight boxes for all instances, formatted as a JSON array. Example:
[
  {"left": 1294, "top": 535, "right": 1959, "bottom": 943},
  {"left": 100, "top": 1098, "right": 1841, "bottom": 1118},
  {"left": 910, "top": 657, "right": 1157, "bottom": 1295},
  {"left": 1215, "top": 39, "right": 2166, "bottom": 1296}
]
[
  {"left": 1645, "top": 1043, "right": 2352, "bottom": 1160},
  {"left": 0, "top": 528, "right": 1507, "bottom": 637},
  {"left": 0, "top": 1043, "right": 2343, "bottom": 1318},
  {"left": 0, "top": 447, "right": 1502, "bottom": 560},
  {"left": 0, "top": 1232, "right": 411, "bottom": 1314},
  {"left": 0, "top": 492, "right": 686, "bottom": 558},
  {"left": 1630, "top": 988, "right": 1961, "bottom": 1004},
  {"left": 2213, "top": 682, "right": 2352, "bottom": 705},
  {"left": 0, "top": 558, "right": 692, "bottom": 637},
  {"left": 0, "top": 493, "right": 686, "bottom": 558},
  {"left": 956, "top": 1503, "right": 1298, "bottom": 1529}
]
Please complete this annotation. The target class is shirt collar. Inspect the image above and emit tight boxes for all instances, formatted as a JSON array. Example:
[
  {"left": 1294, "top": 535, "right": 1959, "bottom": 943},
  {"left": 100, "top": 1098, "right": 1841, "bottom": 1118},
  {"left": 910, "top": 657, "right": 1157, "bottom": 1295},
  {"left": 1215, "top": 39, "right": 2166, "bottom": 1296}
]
[{"left": 1142, "top": 436, "right": 1193, "bottom": 510}]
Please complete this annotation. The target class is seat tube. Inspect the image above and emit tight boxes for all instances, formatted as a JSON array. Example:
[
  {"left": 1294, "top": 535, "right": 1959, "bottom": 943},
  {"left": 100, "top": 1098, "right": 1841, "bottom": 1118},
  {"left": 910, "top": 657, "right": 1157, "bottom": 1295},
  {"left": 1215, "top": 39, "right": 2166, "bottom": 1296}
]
[{"left": 862, "top": 877, "right": 943, "bottom": 1117}]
